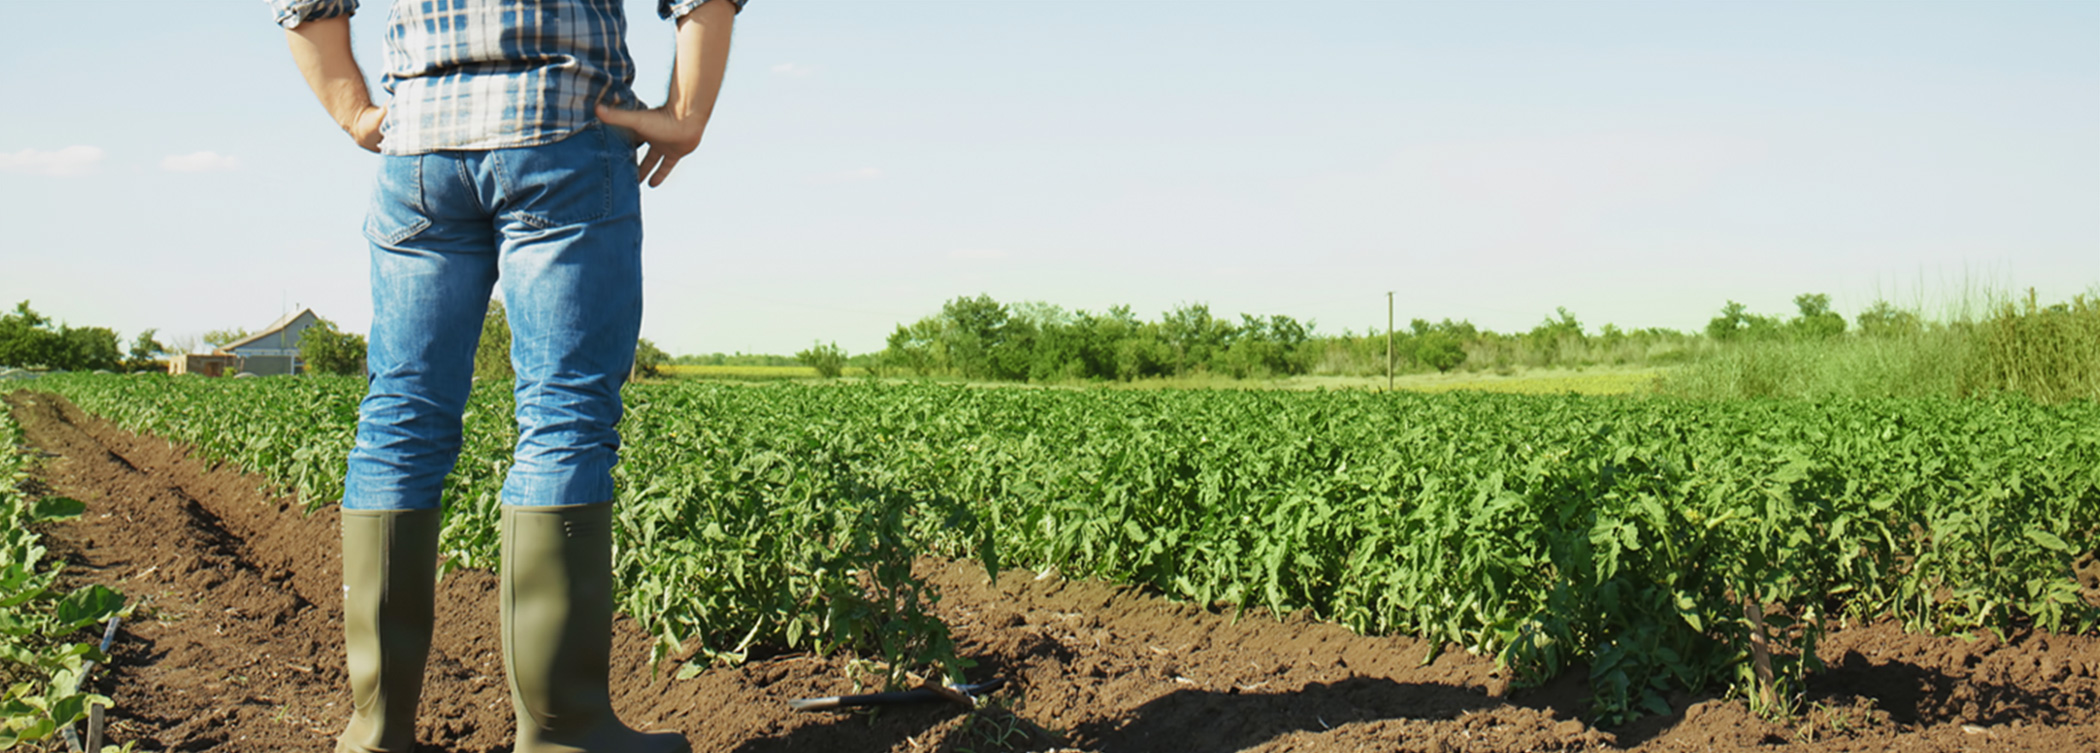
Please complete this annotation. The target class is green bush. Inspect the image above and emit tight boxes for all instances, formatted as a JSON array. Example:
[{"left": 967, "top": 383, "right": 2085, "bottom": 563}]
[
  {"left": 634, "top": 338, "right": 670, "bottom": 379},
  {"left": 1415, "top": 332, "right": 1466, "bottom": 372},
  {"left": 298, "top": 318, "right": 367, "bottom": 376},
  {"left": 0, "top": 303, "right": 121, "bottom": 372},
  {"left": 795, "top": 342, "right": 847, "bottom": 379}
]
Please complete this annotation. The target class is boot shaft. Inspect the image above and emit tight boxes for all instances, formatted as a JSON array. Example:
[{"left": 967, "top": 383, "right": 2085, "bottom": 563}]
[
  {"left": 499, "top": 503, "right": 688, "bottom": 753},
  {"left": 501, "top": 503, "right": 617, "bottom": 725},
  {"left": 339, "top": 507, "right": 442, "bottom": 753}
]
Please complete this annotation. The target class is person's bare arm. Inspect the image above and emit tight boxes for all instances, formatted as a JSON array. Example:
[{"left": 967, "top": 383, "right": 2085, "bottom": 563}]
[
  {"left": 286, "top": 16, "right": 386, "bottom": 153},
  {"left": 596, "top": 0, "right": 737, "bottom": 187}
]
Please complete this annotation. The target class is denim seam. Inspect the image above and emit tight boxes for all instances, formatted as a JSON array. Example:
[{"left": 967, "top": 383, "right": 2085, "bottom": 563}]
[{"left": 454, "top": 154, "right": 479, "bottom": 214}]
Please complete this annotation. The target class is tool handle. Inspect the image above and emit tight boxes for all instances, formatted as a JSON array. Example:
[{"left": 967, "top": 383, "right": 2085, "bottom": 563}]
[{"left": 788, "top": 678, "right": 1006, "bottom": 711}]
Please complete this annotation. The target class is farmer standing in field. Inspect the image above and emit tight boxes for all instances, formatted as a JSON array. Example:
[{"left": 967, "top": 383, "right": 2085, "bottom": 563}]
[{"left": 268, "top": 0, "right": 742, "bottom": 750}]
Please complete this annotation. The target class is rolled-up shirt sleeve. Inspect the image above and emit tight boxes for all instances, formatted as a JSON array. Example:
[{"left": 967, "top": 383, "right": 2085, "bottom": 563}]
[
  {"left": 660, "top": 0, "right": 745, "bottom": 21},
  {"left": 268, "top": 0, "right": 358, "bottom": 29}
]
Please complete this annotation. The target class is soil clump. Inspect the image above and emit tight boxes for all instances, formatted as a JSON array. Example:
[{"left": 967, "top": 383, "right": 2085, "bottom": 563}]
[{"left": 6, "top": 389, "right": 2098, "bottom": 752}]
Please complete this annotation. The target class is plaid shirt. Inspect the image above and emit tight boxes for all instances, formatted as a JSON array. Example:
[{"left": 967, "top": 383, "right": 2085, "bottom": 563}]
[{"left": 269, "top": 0, "right": 746, "bottom": 155}]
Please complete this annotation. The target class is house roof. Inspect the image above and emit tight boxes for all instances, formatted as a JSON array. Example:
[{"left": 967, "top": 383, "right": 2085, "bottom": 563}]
[{"left": 220, "top": 308, "right": 319, "bottom": 351}]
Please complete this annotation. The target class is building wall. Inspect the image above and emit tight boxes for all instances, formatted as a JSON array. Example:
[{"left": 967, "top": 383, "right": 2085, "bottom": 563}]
[
  {"left": 227, "top": 310, "right": 319, "bottom": 375},
  {"left": 239, "top": 355, "right": 295, "bottom": 376},
  {"left": 170, "top": 355, "right": 241, "bottom": 377}
]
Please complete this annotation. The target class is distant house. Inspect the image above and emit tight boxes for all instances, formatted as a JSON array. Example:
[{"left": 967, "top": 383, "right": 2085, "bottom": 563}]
[
  {"left": 170, "top": 353, "right": 242, "bottom": 377},
  {"left": 217, "top": 308, "right": 322, "bottom": 376}
]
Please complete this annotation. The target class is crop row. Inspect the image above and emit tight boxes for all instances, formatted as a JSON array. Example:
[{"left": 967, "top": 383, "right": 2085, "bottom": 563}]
[
  {"left": 0, "top": 396, "right": 128, "bottom": 747},
  {"left": 34, "top": 375, "right": 2100, "bottom": 720}
]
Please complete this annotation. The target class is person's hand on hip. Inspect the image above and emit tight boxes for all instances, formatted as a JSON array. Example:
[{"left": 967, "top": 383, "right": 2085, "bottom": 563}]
[{"left": 595, "top": 0, "right": 736, "bottom": 187}]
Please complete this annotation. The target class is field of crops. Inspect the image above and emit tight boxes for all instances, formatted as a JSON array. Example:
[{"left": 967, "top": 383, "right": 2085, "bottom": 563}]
[{"left": 29, "top": 374, "right": 2100, "bottom": 722}]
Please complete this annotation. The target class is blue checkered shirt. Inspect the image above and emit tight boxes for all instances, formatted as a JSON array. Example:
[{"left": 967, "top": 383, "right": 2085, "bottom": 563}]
[{"left": 269, "top": 0, "right": 746, "bottom": 155}]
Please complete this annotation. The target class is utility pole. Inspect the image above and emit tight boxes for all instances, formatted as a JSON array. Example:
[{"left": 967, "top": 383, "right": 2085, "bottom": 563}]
[{"left": 1386, "top": 291, "right": 1395, "bottom": 391}]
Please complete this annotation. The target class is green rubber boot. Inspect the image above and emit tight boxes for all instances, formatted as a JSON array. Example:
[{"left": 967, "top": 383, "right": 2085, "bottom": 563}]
[
  {"left": 338, "top": 507, "right": 441, "bottom": 753},
  {"left": 501, "top": 504, "right": 690, "bottom": 753}
]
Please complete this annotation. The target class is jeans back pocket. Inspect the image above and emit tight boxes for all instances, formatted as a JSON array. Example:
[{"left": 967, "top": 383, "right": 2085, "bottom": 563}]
[
  {"left": 364, "top": 155, "right": 432, "bottom": 247},
  {"left": 492, "top": 125, "right": 619, "bottom": 231}
]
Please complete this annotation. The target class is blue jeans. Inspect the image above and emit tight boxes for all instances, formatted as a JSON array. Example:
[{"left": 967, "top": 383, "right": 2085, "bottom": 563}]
[{"left": 344, "top": 124, "right": 642, "bottom": 511}]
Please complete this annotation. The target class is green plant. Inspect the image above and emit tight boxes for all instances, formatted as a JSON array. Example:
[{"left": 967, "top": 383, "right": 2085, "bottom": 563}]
[
  {"left": 633, "top": 338, "right": 670, "bottom": 379},
  {"left": 124, "top": 330, "right": 167, "bottom": 374},
  {"left": 1788, "top": 293, "right": 1847, "bottom": 340},
  {"left": 955, "top": 706, "right": 1037, "bottom": 753},
  {"left": 794, "top": 342, "right": 848, "bottom": 380},
  {"left": 0, "top": 411, "right": 127, "bottom": 749},
  {"left": 1705, "top": 300, "right": 1782, "bottom": 343},
  {"left": 1415, "top": 332, "right": 1465, "bottom": 372},
  {"left": 297, "top": 318, "right": 366, "bottom": 376}
]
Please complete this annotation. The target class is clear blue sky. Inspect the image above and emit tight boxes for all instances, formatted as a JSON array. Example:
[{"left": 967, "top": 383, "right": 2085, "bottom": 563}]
[{"left": 3, "top": 1, "right": 2096, "bottom": 355}]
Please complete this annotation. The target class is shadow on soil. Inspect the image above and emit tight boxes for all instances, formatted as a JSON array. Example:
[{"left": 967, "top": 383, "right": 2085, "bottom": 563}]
[
  {"left": 737, "top": 677, "right": 1501, "bottom": 753},
  {"left": 725, "top": 703, "right": 972, "bottom": 753},
  {"left": 1072, "top": 677, "right": 1499, "bottom": 752},
  {"left": 1814, "top": 648, "right": 2083, "bottom": 727}
]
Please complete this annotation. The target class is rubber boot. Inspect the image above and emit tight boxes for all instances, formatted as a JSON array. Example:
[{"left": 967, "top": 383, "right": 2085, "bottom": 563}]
[
  {"left": 338, "top": 507, "right": 441, "bottom": 753},
  {"left": 501, "top": 503, "right": 690, "bottom": 753}
]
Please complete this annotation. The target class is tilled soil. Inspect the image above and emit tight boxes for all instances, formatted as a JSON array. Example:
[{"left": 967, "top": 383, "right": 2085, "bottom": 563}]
[{"left": 6, "top": 389, "right": 2100, "bottom": 752}]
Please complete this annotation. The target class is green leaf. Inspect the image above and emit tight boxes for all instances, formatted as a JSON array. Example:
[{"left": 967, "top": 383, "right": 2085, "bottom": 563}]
[
  {"left": 0, "top": 647, "right": 39, "bottom": 668},
  {"left": 0, "top": 571, "right": 46, "bottom": 608},
  {"left": 53, "top": 585, "right": 124, "bottom": 632},
  {"left": 1675, "top": 592, "right": 1704, "bottom": 631},
  {"left": 13, "top": 716, "right": 55, "bottom": 742},
  {"left": 1640, "top": 688, "right": 1673, "bottom": 717},
  {"left": 48, "top": 694, "right": 86, "bottom": 726},
  {"left": 28, "top": 497, "right": 85, "bottom": 524},
  {"left": 2023, "top": 529, "right": 2072, "bottom": 553}
]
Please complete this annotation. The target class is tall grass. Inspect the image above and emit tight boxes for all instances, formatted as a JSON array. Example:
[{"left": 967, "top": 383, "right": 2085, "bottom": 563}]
[
  {"left": 1309, "top": 327, "right": 1713, "bottom": 376},
  {"left": 1459, "top": 332, "right": 1718, "bottom": 372},
  {"left": 1654, "top": 329, "right": 1971, "bottom": 399},
  {"left": 1970, "top": 290, "right": 2100, "bottom": 402},
  {"left": 1659, "top": 288, "right": 2100, "bottom": 402}
]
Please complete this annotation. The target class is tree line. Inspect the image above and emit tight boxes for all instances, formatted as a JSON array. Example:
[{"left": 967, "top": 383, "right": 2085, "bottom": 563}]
[
  {"left": 0, "top": 290, "right": 1954, "bottom": 383},
  {"left": 838, "top": 292, "right": 1911, "bottom": 383},
  {"left": 0, "top": 302, "right": 161, "bottom": 372},
  {"left": 873, "top": 295, "right": 1318, "bottom": 381}
]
